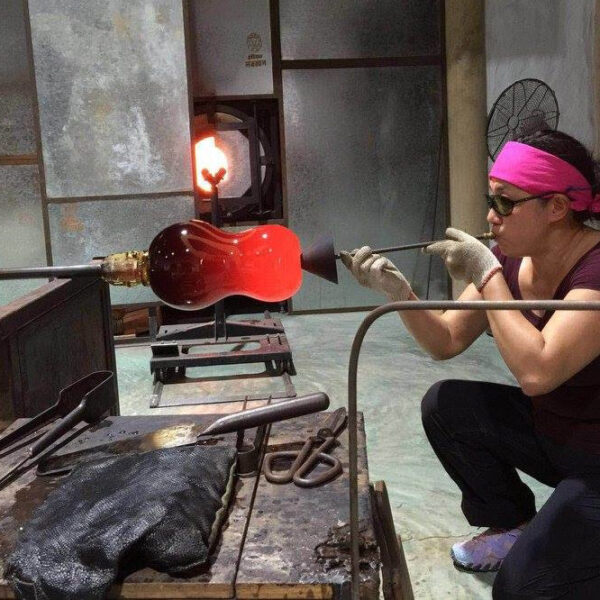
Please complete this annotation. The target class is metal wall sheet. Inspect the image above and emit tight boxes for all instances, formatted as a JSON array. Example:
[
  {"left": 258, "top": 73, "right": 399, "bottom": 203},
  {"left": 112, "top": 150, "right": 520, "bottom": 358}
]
[
  {"left": 0, "top": 166, "right": 46, "bottom": 267},
  {"left": 280, "top": 0, "right": 440, "bottom": 60},
  {"left": 486, "top": 0, "right": 595, "bottom": 151},
  {"left": 190, "top": 0, "right": 273, "bottom": 97},
  {"left": 284, "top": 67, "right": 447, "bottom": 311},
  {"left": 28, "top": 0, "right": 193, "bottom": 198},
  {"left": 0, "top": 166, "right": 47, "bottom": 305},
  {"left": 0, "top": 0, "right": 36, "bottom": 155},
  {"left": 48, "top": 196, "right": 194, "bottom": 305}
]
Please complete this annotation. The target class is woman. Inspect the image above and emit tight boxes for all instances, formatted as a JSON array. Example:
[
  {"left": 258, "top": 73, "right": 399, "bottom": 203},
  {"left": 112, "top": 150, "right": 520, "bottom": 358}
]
[{"left": 341, "top": 130, "right": 600, "bottom": 599}]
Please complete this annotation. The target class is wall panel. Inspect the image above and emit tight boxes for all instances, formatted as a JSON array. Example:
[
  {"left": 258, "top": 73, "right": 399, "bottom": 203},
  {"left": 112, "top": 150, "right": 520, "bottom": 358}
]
[
  {"left": 0, "top": 0, "right": 36, "bottom": 155},
  {"left": 0, "top": 2, "right": 46, "bottom": 306},
  {"left": 48, "top": 196, "right": 194, "bottom": 305},
  {"left": 486, "top": 0, "right": 595, "bottom": 149},
  {"left": 284, "top": 67, "right": 447, "bottom": 310},
  {"left": 0, "top": 166, "right": 47, "bottom": 306},
  {"left": 28, "top": 0, "right": 193, "bottom": 198},
  {"left": 280, "top": 0, "right": 440, "bottom": 60},
  {"left": 190, "top": 0, "right": 273, "bottom": 96}
]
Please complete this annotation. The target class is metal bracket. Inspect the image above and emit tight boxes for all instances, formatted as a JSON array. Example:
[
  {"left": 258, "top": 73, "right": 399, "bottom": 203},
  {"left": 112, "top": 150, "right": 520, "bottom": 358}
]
[{"left": 149, "top": 313, "right": 296, "bottom": 407}]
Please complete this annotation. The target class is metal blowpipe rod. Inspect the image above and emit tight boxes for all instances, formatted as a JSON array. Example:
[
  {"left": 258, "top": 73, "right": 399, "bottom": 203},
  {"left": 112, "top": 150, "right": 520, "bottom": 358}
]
[
  {"left": 0, "top": 264, "right": 102, "bottom": 280},
  {"left": 335, "top": 232, "right": 495, "bottom": 259}
]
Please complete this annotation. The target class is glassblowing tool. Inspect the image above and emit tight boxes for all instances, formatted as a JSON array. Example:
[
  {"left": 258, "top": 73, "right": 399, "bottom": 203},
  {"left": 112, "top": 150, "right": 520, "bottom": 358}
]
[
  {"left": 263, "top": 407, "right": 347, "bottom": 488},
  {"left": 0, "top": 221, "right": 334, "bottom": 308},
  {"left": 0, "top": 225, "right": 493, "bottom": 309},
  {"left": 37, "top": 392, "right": 330, "bottom": 476},
  {"left": 0, "top": 371, "right": 115, "bottom": 488},
  {"left": 334, "top": 232, "right": 495, "bottom": 259},
  {"left": 0, "top": 371, "right": 114, "bottom": 455}
]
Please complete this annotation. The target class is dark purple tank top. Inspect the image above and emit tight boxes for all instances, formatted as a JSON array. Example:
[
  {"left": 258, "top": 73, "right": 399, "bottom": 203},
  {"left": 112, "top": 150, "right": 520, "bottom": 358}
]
[{"left": 492, "top": 242, "right": 600, "bottom": 453}]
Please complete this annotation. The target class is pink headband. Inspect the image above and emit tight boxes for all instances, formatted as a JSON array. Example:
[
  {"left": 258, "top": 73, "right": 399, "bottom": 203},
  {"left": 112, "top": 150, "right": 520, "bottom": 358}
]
[{"left": 489, "top": 141, "right": 600, "bottom": 213}]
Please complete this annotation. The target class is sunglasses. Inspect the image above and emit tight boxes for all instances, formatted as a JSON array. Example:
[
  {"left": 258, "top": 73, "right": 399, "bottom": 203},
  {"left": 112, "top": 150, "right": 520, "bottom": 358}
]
[{"left": 485, "top": 192, "right": 559, "bottom": 216}]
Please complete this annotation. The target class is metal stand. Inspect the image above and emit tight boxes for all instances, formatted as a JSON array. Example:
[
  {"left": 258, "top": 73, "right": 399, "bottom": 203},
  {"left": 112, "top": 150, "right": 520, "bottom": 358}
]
[{"left": 150, "top": 173, "right": 296, "bottom": 407}]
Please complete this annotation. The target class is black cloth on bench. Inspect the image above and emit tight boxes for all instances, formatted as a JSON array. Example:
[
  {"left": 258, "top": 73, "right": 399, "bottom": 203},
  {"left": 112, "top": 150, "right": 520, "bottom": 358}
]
[{"left": 5, "top": 444, "right": 237, "bottom": 600}]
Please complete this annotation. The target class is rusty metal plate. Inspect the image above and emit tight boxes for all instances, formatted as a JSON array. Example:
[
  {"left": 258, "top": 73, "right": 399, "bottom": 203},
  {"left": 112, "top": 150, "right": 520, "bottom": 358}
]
[{"left": 28, "top": 0, "right": 193, "bottom": 198}]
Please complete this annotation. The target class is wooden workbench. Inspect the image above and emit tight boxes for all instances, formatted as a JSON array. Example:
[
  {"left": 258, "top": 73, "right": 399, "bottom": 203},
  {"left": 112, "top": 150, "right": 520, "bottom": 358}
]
[{"left": 0, "top": 412, "right": 379, "bottom": 599}]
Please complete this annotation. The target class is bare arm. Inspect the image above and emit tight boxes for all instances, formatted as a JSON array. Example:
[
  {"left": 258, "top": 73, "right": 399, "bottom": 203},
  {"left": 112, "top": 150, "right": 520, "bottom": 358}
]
[
  {"left": 399, "top": 284, "right": 489, "bottom": 360},
  {"left": 482, "top": 272, "right": 600, "bottom": 395},
  {"left": 340, "top": 243, "right": 489, "bottom": 359}
]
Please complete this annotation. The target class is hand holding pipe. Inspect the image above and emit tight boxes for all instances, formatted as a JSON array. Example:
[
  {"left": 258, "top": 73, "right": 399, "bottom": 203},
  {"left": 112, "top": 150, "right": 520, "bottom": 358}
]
[
  {"left": 334, "top": 232, "right": 495, "bottom": 260},
  {"left": 300, "top": 232, "right": 496, "bottom": 286},
  {"left": 0, "top": 228, "right": 495, "bottom": 309},
  {"left": 0, "top": 229, "right": 495, "bottom": 291}
]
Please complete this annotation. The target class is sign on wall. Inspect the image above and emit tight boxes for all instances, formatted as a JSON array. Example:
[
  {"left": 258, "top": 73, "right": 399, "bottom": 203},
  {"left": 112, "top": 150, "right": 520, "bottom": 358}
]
[{"left": 190, "top": 0, "right": 273, "bottom": 97}]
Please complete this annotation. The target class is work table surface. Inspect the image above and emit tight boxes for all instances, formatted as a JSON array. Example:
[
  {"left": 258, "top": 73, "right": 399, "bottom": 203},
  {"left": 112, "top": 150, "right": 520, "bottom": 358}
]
[{"left": 0, "top": 412, "right": 379, "bottom": 599}]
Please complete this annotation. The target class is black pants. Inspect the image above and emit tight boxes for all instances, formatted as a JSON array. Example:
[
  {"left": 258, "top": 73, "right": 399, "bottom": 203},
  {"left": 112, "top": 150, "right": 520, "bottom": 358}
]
[{"left": 421, "top": 379, "right": 600, "bottom": 599}]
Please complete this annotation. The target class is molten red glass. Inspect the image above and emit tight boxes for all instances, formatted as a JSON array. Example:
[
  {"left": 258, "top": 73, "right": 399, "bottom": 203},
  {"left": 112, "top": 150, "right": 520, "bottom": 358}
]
[{"left": 148, "top": 220, "right": 302, "bottom": 310}]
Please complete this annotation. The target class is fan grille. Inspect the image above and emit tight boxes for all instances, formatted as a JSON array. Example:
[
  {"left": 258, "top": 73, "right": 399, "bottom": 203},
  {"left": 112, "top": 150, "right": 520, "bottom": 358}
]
[{"left": 487, "top": 78, "right": 559, "bottom": 160}]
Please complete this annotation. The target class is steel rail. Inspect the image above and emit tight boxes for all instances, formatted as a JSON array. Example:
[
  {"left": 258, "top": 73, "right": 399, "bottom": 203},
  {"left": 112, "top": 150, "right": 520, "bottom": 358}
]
[{"left": 348, "top": 299, "right": 600, "bottom": 600}]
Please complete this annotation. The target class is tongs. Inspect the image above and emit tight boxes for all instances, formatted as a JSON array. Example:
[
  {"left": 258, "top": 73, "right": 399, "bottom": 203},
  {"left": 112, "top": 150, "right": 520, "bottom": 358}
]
[{"left": 0, "top": 371, "right": 115, "bottom": 488}]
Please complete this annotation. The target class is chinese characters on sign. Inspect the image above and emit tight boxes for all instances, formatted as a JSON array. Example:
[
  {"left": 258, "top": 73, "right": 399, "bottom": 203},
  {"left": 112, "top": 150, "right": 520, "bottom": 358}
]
[
  {"left": 245, "top": 32, "right": 266, "bottom": 68},
  {"left": 246, "top": 54, "right": 267, "bottom": 67}
]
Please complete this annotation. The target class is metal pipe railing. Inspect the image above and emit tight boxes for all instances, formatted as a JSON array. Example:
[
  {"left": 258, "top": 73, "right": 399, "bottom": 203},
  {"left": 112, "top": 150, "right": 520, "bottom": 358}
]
[{"left": 348, "top": 299, "right": 600, "bottom": 600}]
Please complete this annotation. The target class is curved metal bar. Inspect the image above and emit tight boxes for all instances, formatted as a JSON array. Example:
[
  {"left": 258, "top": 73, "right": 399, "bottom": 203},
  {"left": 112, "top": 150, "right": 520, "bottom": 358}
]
[
  {"left": 348, "top": 299, "right": 600, "bottom": 600},
  {"left": 358, "top": 300, "right": 600, "bottom": 312}
]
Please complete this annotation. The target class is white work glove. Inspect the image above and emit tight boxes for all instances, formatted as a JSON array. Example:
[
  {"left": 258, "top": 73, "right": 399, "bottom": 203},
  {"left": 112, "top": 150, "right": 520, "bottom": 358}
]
[
  {"left": 423, "top": 228, "right": 502, "bottom": 292},
  {"left": 339, "top": 246, "right": 412, "bottom": 301}
]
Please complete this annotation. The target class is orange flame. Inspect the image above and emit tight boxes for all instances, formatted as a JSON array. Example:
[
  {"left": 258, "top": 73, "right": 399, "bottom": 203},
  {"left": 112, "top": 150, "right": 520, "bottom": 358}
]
[{"left": 194, "top": 137, "right": 228, "bottom": 193}]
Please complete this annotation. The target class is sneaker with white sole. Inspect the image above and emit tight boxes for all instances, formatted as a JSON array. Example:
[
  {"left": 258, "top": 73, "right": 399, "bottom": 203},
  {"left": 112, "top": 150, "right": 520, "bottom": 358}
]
[{"left": 451, "top": 526, "right": 524, "bottom": 572}]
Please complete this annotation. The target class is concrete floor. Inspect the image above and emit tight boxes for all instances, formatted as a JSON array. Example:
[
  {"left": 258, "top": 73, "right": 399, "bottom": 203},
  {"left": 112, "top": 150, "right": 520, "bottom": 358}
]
[{"left": 115, "top": 311, "right": 553, "bottom": 599}]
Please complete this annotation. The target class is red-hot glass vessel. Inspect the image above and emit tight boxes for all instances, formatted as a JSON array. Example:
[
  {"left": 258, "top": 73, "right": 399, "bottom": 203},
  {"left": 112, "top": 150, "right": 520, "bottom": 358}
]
[{"left": 148, "top": 220, "right": 302, "bottom": 310}]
